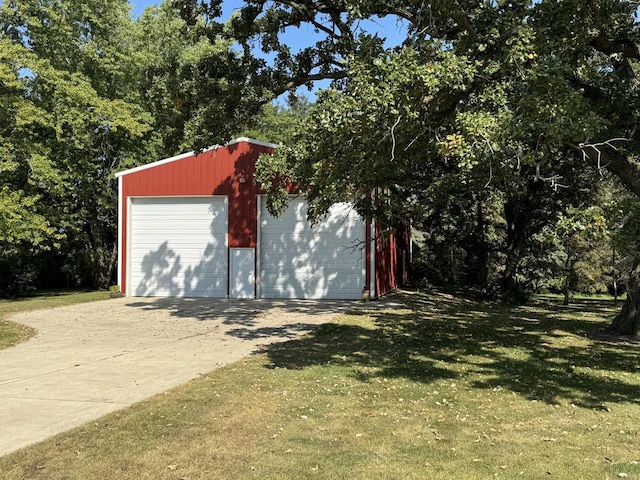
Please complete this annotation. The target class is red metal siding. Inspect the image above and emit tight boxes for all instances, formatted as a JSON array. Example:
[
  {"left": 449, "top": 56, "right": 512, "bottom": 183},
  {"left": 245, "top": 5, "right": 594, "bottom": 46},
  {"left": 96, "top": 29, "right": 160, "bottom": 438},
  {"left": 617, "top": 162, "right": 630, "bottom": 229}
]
[
  {"left": 118, "top": 139, "right": 392, "bottom": 298},
  {"left": 119, "top": 141, "right": 274, "bottom": 295},
  {"left": 365, "top": 220, "right": 372, "bottom": 291},
  {"left": 375, "top": 228, "right": 397, "bottom": 297},
  {"left": 375, "top": 222, "right": 411, "bottom": 297}
]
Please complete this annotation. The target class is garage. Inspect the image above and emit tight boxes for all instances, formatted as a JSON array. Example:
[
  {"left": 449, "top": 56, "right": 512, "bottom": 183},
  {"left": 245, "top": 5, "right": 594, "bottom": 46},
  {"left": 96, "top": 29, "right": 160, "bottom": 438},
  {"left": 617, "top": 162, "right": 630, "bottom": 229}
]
[
  {"left": 116, "top": 138, "right": 409, "bottom": 299},
  {"left": 128, "top": 197, "right": 228, "bottom": 297},
  {"left": 259, "top": 197, "right": 366, "bottom": 299}
]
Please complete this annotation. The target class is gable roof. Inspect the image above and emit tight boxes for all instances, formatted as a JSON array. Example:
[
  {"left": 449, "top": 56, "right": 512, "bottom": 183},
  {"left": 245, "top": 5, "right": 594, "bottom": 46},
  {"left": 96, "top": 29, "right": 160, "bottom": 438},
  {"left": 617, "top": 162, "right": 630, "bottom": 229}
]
[{"left": 114, "top": 137, "right": 278, "bottom": 178}]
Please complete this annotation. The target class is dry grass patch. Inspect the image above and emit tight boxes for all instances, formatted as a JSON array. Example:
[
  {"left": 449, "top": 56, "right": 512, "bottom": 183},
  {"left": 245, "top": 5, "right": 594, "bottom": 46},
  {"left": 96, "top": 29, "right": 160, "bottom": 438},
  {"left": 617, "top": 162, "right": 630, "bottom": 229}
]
[
  {"left": 1, "top": 290, "right": 639, "bottom": 479},
  {"left": 0, "top": 290, "right": 110, "bottom": 350},
  {"left": 0, "top": 320, "right": 33, "bottom": 350}
]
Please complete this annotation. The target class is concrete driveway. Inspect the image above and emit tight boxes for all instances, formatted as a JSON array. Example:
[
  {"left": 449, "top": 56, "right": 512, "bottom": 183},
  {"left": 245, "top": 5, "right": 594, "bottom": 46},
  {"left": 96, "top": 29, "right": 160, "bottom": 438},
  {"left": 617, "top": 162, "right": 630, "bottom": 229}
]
[{"left": 0, "top": 297, "right": 362, "bottom": 456}]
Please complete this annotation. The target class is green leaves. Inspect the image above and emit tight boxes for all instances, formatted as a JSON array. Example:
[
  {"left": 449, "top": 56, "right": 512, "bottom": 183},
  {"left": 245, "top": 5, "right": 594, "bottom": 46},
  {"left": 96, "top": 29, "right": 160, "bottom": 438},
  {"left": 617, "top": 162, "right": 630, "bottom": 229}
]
[
  {"left": 0, "top": 188, "right": 55, "bottom": 248},
  {"left": 0, "top": 0, "right": 155, "bottom": 292},
  {"left": 256, "top": 43, "right": 481, "bottom": 223}
]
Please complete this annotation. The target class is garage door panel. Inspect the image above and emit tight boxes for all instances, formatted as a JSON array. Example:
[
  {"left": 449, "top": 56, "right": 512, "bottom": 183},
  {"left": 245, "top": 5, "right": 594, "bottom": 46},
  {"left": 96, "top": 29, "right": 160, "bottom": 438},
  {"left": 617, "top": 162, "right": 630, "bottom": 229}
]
[
  {"left": 130, "top": 242, "right": 224, "bottom": 252},
  {"left": 132, "top": 223, "right": 221, "bottom": 229},
  {"left": 129, "top": 197, "right": 228, "bottom": 297},
  {"left": 131, "top": 238, "right": 221, "bottom": 247},
  {"left": 260, "top": 197, "right": 365, "bottom": 299},
  {"left": 261, "top": 254, "right": 364, "bottom": 267},
  {"left": 130, "top": 274, "right": 227, "bottom": 294},
  {"left": 258, "top": 247, "right": 363, "bottom": 260}
]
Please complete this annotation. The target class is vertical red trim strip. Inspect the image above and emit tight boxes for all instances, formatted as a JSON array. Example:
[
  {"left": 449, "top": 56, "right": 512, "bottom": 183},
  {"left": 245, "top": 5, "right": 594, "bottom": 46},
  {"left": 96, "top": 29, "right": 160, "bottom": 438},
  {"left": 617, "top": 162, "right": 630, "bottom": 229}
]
[{"left": 121, "top": 178, "right": 128, "bottom": 295}]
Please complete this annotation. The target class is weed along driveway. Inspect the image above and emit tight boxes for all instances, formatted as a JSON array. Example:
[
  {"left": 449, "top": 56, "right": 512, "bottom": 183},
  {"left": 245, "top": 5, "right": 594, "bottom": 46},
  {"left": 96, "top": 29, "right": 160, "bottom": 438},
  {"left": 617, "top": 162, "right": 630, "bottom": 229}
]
[{"left": 0, "top": 296, "right": 361, "bottom": 456}]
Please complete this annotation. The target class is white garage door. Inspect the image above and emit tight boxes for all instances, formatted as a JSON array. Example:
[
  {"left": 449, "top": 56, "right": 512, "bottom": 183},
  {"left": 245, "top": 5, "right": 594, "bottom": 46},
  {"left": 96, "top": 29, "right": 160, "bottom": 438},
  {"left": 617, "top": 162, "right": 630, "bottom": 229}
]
[
  {"left": 259, "top": 197, "right": 366, "bottom": 299},
  {"left": 129, "top": 197, "right": 228, "bottom": 297}
]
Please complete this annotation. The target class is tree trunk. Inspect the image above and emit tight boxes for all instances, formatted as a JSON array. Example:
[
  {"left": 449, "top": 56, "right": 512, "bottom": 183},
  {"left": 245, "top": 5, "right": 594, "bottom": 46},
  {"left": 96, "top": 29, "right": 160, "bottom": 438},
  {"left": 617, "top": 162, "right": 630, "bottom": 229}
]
[
  {"left": 448, "top": 245, "right": 456, "bottom": 284},
  {"left": 577, "top": 142, "right": 640, "bottom": 334},
  {"left": 91, "top": 241, "right": 117, "bottom": 289},
  {"left": 476, "top": 194, "right": 489, "bottom": 292},
  {"left": 604, "top": 262, "right": 640, "bottom": 338},
  {"left": 501, "top": 200, "right": 528, "bottom": 299},
  {"left": 563, "top": 253, "right": 573, "bottom": 306},
  {"left": 579, "top": 142, "right": 640, "bottom": 197},
  {"left": 87, "top": 204, "right": 117, "bottom": 290},
  {"left": 612, "top": 241, "right": 619, "bottom": 306}
]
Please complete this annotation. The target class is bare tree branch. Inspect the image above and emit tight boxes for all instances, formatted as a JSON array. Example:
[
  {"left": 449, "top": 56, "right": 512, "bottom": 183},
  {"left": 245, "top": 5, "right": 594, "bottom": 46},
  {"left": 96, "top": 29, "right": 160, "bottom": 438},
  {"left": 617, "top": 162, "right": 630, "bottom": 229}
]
[
  {"left": 284, "top": 0, "right": 344, "bottom": 39},
  {"left": 572, "top": 138, "right": 640, "bottom": 196}
]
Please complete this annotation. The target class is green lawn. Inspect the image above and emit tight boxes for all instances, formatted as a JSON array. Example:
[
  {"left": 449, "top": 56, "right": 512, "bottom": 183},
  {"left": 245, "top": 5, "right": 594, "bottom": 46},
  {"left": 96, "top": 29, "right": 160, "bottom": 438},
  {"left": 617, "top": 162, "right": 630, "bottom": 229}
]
[
  {"left": 1, "top": 290, "right": 638, "bottom": 479},
  {"left": 0, "top": 290, "right": 111, "bottom": 350}
]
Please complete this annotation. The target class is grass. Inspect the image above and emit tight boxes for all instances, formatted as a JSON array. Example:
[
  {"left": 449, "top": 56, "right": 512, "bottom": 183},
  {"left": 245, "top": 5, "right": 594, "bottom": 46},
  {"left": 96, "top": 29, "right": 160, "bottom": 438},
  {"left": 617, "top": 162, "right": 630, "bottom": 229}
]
[
  {"left": 1, "top": 289, "right": 639, "bottom": 479},
  {"left": 0, "top": 290, "right": 111, "bottom": 350}
]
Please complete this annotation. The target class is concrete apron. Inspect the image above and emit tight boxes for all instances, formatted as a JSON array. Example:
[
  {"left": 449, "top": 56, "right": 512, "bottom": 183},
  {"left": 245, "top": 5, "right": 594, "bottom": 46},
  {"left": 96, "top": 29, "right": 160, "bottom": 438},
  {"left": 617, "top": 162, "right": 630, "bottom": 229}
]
[{"left": 0, "top": 296, "right": 367, "bottom": 457}]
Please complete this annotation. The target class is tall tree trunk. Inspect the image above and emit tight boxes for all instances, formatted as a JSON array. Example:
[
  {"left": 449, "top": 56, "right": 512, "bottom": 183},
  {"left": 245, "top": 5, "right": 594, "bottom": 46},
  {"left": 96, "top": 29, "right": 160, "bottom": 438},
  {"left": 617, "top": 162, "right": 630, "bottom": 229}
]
[
  {"left": 612, "top": 241, "right": 619, "bottom": 306},
  {"left": 87, "top": 205, "right": 117, "bottom": 289},
  {"left": 502, "top": 251, "right": 520, "bottom": 294},
  {"left": 448, "top": 245, "right": 456, "bottom": 284},
  {"left": 604, "top": 262, "right": 640, "bottom": 338},
  {"left": 502, "top": 201, "right": 528, "bottom": 299},
  {"left": 476, "top": 194, "right": 489, "bottom": 292},
  {"left": 563, "top": 251, "right": 574, "bottom": 306},
  {"left": 563, "top": 260, "right": 571, "bottom": 306}
]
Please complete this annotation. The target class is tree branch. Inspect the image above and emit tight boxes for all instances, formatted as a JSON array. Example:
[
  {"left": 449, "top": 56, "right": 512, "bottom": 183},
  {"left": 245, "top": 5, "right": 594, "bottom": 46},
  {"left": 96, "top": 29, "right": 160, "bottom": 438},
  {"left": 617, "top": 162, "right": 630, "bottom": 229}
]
[
  {"left": 590, "top": 34, "right": 640, "bottom": 60},
  {"left": 274, "top": 70, "right": 348, "bottom": 96},
  {"left": 572, "top": 139, "right": 640, "bottom": 196},
  {"left": 284, "top": 0, "right": 344, "bottom": 39}
]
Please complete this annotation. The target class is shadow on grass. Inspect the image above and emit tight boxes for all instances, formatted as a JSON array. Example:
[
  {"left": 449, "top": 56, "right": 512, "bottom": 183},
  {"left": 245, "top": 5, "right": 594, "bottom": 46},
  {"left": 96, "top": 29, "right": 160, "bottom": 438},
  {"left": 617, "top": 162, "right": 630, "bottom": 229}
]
[
  {"left": 266, "top": 290, "right": 640, "bottom": 409},
  {"left": 0, "top": 289, "right": 97, "bottom": 302},
  {"left": 225, "top": 323, "right": 323, "bottom": 341}
]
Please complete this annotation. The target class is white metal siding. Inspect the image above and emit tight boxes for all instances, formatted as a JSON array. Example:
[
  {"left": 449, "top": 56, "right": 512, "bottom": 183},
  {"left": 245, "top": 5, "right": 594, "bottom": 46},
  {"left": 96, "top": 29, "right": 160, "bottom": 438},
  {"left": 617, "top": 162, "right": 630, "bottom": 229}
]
[
  {"left": 259, "top": 197, "right": 365, "bottom": 299},
  {"left": 129, "top": 197, "right": 228, "bottom": 297},
  {"left": 230, "top": 248, "right": 255, "bottom": 298}
]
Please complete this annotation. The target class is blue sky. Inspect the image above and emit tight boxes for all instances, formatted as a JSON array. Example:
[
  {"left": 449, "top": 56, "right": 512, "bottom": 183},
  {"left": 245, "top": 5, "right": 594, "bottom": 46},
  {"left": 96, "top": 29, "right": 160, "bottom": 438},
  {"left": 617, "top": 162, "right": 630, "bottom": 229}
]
[
  {"left": 129, "top": 0, "right": 407, "bottom": 98},
  {"left": 129, "top": 0, "right": 407, "bottom": 52}
]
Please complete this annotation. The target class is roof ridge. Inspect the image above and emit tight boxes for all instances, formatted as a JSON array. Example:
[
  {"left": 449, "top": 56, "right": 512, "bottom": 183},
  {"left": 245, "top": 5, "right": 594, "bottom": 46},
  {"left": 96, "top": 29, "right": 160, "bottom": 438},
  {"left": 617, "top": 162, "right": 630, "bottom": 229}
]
[{"left": 115, "top": 138, "right": 278, "bottom": 178}]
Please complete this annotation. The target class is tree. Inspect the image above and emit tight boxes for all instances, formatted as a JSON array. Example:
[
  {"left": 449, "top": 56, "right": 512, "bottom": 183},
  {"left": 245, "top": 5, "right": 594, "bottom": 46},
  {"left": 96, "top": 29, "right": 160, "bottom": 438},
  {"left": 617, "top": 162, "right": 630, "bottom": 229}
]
[
  {"left": 0, "top": 39, "right": 61, "bottom": 295},
  {"left": 553, "top": 207, "right": 609, "bottom": 304},
  {"left": 134, "top": 0, "right": 267, "bottom": 157},
  {"left": 2, "top": 0, "right": 296, "bottom": 294},
  {"left": 238, "top": 97, "right": 310, "bottom": 145},
  {"left": 184, "top": 0, "right": 640, "bottom": 336},
  {"left": 1, "top": 0, "right": 151, "bottom": 291},
  {"left": 603, "top": 195, "right": 640, "bottom": 333}
]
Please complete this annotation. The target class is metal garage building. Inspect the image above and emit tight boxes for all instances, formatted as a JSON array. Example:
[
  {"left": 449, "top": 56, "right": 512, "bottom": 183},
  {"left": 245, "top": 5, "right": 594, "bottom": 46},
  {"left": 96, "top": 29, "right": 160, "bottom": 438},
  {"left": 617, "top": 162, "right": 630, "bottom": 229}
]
[{"left": 116, "top": 138, "right": 409, "bottom": 299}]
